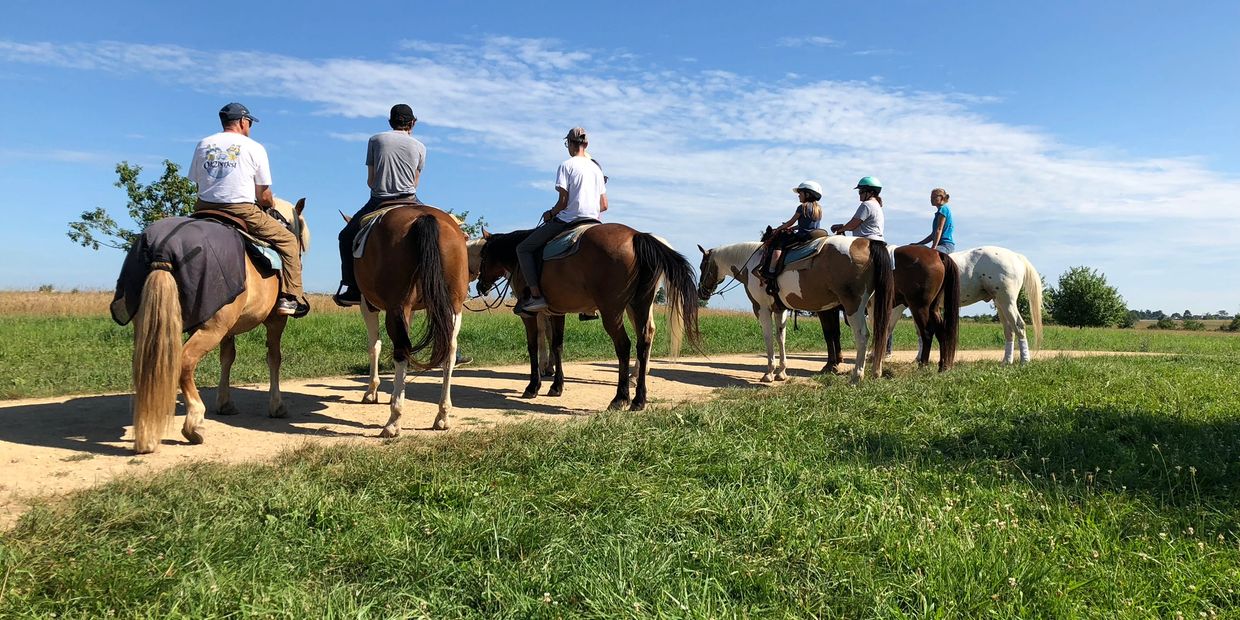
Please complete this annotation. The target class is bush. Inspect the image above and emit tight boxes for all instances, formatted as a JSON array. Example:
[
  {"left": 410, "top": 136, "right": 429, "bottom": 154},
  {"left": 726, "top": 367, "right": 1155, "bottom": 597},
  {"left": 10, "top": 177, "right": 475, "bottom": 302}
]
[
  {"left": 1149, "top": 317, "right": 1177, "bottom": 330},
  {"left": 1182, "top": 318, "right": 1206, "bottom": 331},
  {"left": 1048, "top": 266, "right": 1127, "bottom": 328},
  {"left": 1223, "top": 316, "right": 1240, "bottom": 332}
]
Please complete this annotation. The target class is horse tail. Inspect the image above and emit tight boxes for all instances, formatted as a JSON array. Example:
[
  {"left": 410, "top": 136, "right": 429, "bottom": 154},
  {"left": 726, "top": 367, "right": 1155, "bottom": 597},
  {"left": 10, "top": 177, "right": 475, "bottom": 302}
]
[
  {"left": 939, "top": 252, "right": 961, "bottom": 367},
  {"left": 404, "top": 215, "right": 455, "bottom": 370},
  {"left": 1020, "top": 253, "right": 1044, "bottom": 349},
  {"left": 869, "top": 241, "right": 894, "bottom": 375},
  {"left": 633, "top": 234, "right": 702, "bottom": 359},
  {"left": 132, "top": 266, "right": 182, "bottom": 454}
]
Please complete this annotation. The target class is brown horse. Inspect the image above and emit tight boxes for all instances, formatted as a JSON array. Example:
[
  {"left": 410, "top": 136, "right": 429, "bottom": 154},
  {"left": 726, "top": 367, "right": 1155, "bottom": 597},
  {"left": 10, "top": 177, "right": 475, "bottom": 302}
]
[
  {"left": 128, "top": 198, "right": 309, "bottom": 454},
  {"left": 476, "top": 224, "right": 701, "bottom": 410},
  {"left": 891, "top": 245, "right": 961, "bottom": 371},
  {"left": 352, "top": 203, "right": 469, "bottom": 436}
]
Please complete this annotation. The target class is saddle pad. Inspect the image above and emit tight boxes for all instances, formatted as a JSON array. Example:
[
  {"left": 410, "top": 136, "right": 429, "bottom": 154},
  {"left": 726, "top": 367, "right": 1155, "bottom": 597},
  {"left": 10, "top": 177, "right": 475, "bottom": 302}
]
[
  {"left": 543, "top": 222, "right": 600, "bottom": 261},
  {"left": 352, "top": 204, "right": 405, "bottom": 259},
  {"left": 110, "top": 216, "right": 247, "bottom": 332},
  {"left": 782, "top": 236, "right": 831, "bottom": 272}
]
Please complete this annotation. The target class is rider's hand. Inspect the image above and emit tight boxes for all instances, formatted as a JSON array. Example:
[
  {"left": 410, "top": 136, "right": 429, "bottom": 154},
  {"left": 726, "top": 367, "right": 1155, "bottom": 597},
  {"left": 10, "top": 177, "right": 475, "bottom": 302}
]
[
  {"left": 542, "top": 209, "right": 554, "bottom": 223},
  {"left": 830, "top": 224, "right": 843, "bottom": 233}
]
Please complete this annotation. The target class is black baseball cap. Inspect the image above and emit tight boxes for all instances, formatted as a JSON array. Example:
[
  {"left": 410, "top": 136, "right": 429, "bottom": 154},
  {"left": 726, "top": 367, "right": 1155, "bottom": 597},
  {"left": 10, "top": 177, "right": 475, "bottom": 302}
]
[
  {"left": 219, "top": 102, "right": 258, "bottom": 122},
  {"left": 389, "top": 104, "right": 417, "bottom": 124}
]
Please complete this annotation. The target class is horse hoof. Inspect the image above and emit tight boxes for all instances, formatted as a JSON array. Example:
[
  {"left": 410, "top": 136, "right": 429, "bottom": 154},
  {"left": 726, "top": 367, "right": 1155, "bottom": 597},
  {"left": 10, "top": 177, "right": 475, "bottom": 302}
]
[
  {"left": 432, "top": 419, "right": 449, "bottom": 431},
  {"left": 521, "top": 388, "right": 539, "bottom": 399},
  {"left": 269, "top": 404, "right": 289, "bottom": 418},
  {"left": 379, "top": 426, "right": 400, "bottom": 438},
  {"left": 607, "top": 399, "right": 630, "bottom": 411},
  {"left": 362, "top": 392, "right": 379, "bottom": 404},
  {"left": 182, "top": 428, "right": 204, "bottom": 445},
  {"left": 628, "top": 401, "right": 646, "bottom": 412},
  {"left": 848, "top": 374, "right": 862, "bottom": 386},
  {"left": 775, "top": 373, "right": 788, "bottom": 382},
  {"left": 760, "top": 374, "right": 774, "bottom": 383},
  {"left": 217, "top": 402, "right": 240, "bottom": 416},
  {"left": 547, "top": 386, "right": 563, "bottom": 397},
  {"left": 820, "top": 364, "right": 840, "bottom": 375}
]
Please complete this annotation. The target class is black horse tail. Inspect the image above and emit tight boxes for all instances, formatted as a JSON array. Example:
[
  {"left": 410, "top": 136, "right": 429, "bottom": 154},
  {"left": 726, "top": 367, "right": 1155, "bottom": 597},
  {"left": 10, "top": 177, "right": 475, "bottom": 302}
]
[
  {"left": 939, "top": 252, "right": 961, "bottom": 369},
  {"left": 633, "top": 234, "right": 703, "bottom": 358},
  {"left": 869, "top": 240, "right": 894, "bottom": 377},
  {"left": 396, "top": 215, "right": 455, "bottom": 370}
]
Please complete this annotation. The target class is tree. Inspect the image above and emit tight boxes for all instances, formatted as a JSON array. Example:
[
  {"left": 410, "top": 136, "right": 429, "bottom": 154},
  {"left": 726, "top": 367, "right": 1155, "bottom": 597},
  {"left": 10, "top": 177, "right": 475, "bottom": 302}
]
[
  {"left": 1047, "top": 266, "right": 1127, "bottom": 328},
  {"left": 450, "top": 210, "right": 489, "bottom": 239},
  {"left": 68, "top": 160, "right": 197, "bottom": 251},
  {"left": 1120, "top": 310, "right": 1140, "bottom": 329}
]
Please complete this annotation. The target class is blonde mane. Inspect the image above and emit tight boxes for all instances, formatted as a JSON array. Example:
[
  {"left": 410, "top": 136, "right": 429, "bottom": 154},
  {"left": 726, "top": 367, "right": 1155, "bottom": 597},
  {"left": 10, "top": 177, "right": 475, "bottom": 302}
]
[
  {"left": 270, "top": 197, "right": 311, "bottom": 251},
  {"left": 712, "top": 241, "right": 762, "bottom": 273}
]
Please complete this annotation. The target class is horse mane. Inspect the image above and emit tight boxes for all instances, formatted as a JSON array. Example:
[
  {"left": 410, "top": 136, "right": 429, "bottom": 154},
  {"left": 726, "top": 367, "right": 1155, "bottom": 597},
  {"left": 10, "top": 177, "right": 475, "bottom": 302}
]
[
  {"left": 270, "top": 197, "right": 311, "bottom": 251},
  {"left": 483, "top": 229, "right": 533, "bottom": 265},
  {"left": 713, "top": 241, "right": 763, "bottom": 271}
]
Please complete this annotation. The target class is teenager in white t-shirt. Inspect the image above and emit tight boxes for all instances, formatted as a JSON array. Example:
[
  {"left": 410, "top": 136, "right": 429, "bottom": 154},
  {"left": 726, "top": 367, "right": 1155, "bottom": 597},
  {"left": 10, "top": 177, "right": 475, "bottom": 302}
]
[
  {"left": 830, "top": 176, "right": 886, "bottom": 242},
  {"left": 514, "top": 127, "right": 608, "bottom": 314},
  {"left": 190, "top": 102, "right": 307, "bottom": 317}
]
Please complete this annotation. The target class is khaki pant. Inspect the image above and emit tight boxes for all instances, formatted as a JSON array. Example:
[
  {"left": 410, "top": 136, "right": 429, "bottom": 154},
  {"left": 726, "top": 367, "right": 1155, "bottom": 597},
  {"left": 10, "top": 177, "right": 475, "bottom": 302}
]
[{"left": 194, "top": 200, "right": 304, "bottom": 299}]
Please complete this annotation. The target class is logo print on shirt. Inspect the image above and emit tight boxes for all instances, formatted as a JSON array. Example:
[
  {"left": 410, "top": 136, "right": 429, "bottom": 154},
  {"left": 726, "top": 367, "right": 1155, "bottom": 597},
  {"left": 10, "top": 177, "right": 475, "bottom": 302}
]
[{"left": 202, "top": 144, "right": 242, "bottom": 179}]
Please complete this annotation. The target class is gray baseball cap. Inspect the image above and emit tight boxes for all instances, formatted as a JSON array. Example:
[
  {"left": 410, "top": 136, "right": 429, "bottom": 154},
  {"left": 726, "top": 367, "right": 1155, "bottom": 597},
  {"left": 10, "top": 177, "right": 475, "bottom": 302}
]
[
  {"left": 565, "top": 127, "right": 588, "bottom": 143},
  {"left": 219, "top": 102, "right": 258, "bottom": 122}
]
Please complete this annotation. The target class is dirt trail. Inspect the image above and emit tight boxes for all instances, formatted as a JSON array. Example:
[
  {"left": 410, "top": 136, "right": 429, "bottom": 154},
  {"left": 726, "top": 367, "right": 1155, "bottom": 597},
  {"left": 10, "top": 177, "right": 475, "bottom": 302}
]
[{"left": 0, "top": 349, "right": 1143, "bottom": 527}]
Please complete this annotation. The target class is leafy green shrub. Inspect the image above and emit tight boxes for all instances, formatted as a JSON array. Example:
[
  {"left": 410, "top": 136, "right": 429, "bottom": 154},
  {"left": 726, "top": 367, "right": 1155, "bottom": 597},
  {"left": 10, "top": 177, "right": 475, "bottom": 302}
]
[{"left": 1181, "top": 318, "right": 1206, "bottom": 331}]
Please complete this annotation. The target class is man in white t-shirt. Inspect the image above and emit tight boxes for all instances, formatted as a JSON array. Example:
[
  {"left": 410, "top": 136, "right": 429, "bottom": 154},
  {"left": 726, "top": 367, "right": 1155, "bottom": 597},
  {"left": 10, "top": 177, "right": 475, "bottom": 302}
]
[
  {"left": 514, "top": 127, "right": 608, "bottom": 314},
  {"left": 190, "top": 103, "right": 307, "bottom": 317}
]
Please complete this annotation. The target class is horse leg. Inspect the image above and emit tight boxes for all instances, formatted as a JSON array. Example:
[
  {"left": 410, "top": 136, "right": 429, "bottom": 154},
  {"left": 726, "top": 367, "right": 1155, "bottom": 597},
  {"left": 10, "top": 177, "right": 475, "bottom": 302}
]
[
  {"left": 759, "top": 306, "right": 777, "bottom": 382},
  {"left": 546, "top": 315, "right": 566, "bottom": 397},
  {"left": 773, "top": 309, "right": 789, "bottom": 381},
  {"left": 818, "top": 308, "right": 842, "bottom": 374},
  {"left": 602, "top": 310, "right": 632, "bottom": 410},
  {"left": 265, "top": 317, "right": 289, "bottom": 418},
  {"left": 628, "top": 304, "right": 656, "bottom": 411},
  {"left": 380, "top": 310, "right": 412, "bottom": 438},
  {"left": 216, "top": 335, "right": 240, "bottom": 416},
  {"left": 431, "top": 311, "right": 462, "bottom": 431},
  {"left": 361, "top": 306, "right": 383, "bottom": 404},
  {"left": 911, "top": 306, "right": 933, "bottom": 368},
  {"left": 994, "top": 296, "right": 1021, "bottom": 364},
  {"left": 847, "top": 304, "right": 869, "bottom": 384},
  {"left": 538, "top": 313, "right": 554, "bottom": 378},
  {"left": 999, "top": 294, "right": 1031, "bottom": 364},
  {"left": 179, "top": 328, "right": 227, "bottom": 445},
  {"left": 521, "top": 315, "right": 542, "bottom": 399}
]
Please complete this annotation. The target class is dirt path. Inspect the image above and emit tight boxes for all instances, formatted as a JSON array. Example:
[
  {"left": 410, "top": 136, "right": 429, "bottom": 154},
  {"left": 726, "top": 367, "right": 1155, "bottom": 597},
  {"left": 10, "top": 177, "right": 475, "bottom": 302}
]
[{"left": 0, "top": 349, "right": 1145, "bottom": 527}]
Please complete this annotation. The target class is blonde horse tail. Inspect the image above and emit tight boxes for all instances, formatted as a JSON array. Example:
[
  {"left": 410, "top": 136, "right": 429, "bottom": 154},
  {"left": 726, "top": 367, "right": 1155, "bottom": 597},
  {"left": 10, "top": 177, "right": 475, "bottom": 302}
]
[
  {"left": 1020, "top": 254, "right": 1043, "bottom": 349},
  {"left": 664, "top": 276, "right": 685, "bottom": 360},
  {"left": 132, "top": 267, "right": 182, "bottom": 454}
]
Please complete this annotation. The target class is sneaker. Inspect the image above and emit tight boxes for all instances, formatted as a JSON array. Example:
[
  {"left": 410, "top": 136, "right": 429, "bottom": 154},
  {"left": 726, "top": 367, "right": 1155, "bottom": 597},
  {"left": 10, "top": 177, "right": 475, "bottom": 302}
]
[
  {"left": 332, "top": 285, "right": 361, "bottom": 307},
  {"left": 516, "top": 296, "right": 549, "bottom": 314},
  {"left": 275, "top": 298, "right": 299, "bottom": 316},
  {"left": 455, "top": 353, "right": 473, "bottom": 366}
]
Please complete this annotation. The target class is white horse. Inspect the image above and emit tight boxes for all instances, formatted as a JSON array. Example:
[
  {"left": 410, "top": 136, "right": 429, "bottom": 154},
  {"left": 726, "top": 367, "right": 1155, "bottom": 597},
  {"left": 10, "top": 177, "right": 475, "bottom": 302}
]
[
  {"left": 952, "top": 246, "right": 1043, "bottom": 363},
  {"left": 697, "top": 238, "right": 893, "bottom": 383}
]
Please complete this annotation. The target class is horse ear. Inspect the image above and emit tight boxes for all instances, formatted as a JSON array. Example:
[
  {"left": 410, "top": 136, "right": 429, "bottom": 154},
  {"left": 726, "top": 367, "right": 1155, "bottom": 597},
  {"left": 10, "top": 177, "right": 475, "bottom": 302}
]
[
  {"left": 295, "top": 198, "right": 305, "bottom": 215},
  {"left": 697, "top": 244, "right": 706, "bottom": 255},
  {"left": 482, "top": 228, "right": 491, "bottom": 239},
  {"left": 339, "top": 210, "right": 351, "bottom": 223}
]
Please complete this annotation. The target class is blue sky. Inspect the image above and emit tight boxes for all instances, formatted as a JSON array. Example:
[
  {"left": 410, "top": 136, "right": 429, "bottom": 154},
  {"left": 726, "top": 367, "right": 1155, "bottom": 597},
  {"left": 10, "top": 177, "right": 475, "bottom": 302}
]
[{"left": 2, "top": 1, "right": 1239, "bottom": 313}]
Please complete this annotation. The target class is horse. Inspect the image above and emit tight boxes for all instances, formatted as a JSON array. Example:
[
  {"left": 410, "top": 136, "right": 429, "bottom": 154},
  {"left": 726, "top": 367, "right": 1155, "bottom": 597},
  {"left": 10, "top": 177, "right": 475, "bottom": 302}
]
[
  {"left": 948, "top": 246, "right": 1043, "bottom": 364},
  {"left": 891, "top": 245, "right": 961, "bottom": 371},
  {"left": 126, "top": 197, "right": 309, "bottom": 454},
  {"left": 352, "top": 203, "right": 469, "bottom": 436},
  {"left": 476, "top": 223, "right": 702, "bottom": 410},
  {"left": 697, "top": 235, "right": 894, "bottom": 384}
]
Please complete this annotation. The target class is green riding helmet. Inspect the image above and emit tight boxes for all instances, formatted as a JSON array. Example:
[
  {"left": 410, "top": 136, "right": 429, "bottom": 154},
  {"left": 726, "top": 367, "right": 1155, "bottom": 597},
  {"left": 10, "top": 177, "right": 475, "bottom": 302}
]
[{"left": 854, "top": 176, "right": 883, "bottom": 190}]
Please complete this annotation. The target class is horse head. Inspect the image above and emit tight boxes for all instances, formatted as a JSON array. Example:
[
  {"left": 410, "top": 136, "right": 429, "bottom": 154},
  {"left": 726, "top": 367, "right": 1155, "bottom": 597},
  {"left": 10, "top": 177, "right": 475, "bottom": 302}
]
[
  {"left": 474, "top": 229, "right": 512, "bottom": 297},
  {"left": 270, "top": 197, "right": 310, "bottom": 254},
  {"left": 696, "top": 244, "right": 722, "bottom": 301}
]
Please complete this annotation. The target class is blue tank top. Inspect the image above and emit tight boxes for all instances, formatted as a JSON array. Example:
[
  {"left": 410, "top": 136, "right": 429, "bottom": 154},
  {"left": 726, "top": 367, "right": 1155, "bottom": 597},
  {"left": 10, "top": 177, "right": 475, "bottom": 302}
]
[
  {"left": 935, "top": 204, "right": 955, "bottom": 245},
  {"left": 796, "top": 204, "right": 821, "bottom": 231}
]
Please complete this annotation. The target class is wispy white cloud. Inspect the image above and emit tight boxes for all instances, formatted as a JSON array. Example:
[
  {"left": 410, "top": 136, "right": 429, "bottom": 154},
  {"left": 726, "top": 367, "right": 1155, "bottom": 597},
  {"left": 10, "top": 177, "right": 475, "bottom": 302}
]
[
  {"left": 3, "top": 36, "right": 1239, "bottom": 308},
  {"left": 852, "top": 48, "right": 899, "bottom": 56},
  {"left": 777, "top": 36, "right": 842, "bottom": 48},
  {"left": 327, "top": 132, "right": 372, "bottom": 143}
]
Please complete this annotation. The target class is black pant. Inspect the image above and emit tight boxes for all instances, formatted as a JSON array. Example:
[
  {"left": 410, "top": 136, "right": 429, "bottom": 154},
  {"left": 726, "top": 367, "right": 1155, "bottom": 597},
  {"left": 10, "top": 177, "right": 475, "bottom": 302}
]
[{"left": 337, "top": 193, "right": 416, "bottom": 287}]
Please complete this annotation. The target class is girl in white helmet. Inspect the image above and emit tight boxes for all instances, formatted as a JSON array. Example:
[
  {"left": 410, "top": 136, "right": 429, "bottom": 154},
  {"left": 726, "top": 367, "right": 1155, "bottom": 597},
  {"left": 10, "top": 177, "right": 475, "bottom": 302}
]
[{"left": 761, "top": 181, "right": 824, "bottom": 282}]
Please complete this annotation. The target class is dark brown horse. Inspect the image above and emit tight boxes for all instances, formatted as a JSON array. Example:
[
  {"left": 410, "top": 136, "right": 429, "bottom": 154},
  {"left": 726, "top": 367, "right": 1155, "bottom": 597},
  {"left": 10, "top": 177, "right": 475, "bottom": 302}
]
[
  {"left": 129, "top": 198, "right": 309, "bottom": 454},
  {"left": 353, "top": 203, "right": 469, "bottom": 436},
  {"left": 891, "top": 245, "right": 960, "bottom": 371},
  {"left": 476, "top": 224, "right": 701, "bottom": 410}
]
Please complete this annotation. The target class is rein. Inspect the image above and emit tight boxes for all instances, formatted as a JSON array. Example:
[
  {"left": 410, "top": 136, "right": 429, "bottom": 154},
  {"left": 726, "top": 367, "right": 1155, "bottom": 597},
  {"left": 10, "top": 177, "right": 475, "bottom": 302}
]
[
  {"left": 712, "top": 276, "right": 742, "bottom": 298},
  {"left": 464, "top": 276, "right": 512, "bottom": 312}
]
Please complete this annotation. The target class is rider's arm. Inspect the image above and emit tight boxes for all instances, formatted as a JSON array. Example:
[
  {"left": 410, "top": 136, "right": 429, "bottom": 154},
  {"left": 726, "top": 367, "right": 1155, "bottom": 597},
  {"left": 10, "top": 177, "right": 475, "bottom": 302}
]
[
  {"left": 600, "top": 192, "right": 608, "bottom": 213},
  {"left": 929, "top": 213, "right": 945, "bottom": 247},
  {"left": 366, "top": 165, "right": 377, "bottom": 191},
  {"left": 831, "top": 217, "right": 864, "bottom": 234},
  {"left": 545, "top": 187, "right": 569, "bottom": 221},
  {"left": 255, "top": 185, "right": 274, "bottom": 208},
  {"left": 776, "top": 210, "right": 799, "bottom": 231}
]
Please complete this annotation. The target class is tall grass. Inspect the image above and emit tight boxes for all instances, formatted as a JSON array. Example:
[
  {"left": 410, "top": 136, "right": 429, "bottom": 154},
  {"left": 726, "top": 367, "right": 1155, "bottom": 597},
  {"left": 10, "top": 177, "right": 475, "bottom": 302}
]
[{"left": 3, "top": 356, "right": 1238, "bottom": 617}]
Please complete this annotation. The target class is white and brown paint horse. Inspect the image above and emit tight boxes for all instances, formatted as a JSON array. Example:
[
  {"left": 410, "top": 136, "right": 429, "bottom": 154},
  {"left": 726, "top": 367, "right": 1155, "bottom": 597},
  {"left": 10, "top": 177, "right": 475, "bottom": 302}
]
[
  {"left": 130, "top": 198, "right": 309, "bottom": 454},
  {"left": 948, "top": 246, "right": 1043, "bottom": 364},
  {"left": 697, "top": 235, "right": 894, "bottom": 383}
]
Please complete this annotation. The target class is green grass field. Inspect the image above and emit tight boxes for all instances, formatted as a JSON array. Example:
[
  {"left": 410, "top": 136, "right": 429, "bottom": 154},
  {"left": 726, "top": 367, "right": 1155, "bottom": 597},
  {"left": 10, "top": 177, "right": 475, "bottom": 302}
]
[
  {"left": 3, "top": 302, "right": 1240, "bottom": 617},
  {"left": 2, "top": 308, "right": 1239, "bottom": 399}
]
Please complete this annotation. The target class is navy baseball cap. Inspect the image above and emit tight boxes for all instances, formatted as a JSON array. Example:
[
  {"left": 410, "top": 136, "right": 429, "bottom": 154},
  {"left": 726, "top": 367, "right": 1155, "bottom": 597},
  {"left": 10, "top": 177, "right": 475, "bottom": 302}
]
[
  {"left": 389, "top": 103, "right": 416, "bottom": 124},
  {"left": 219, "top": 102, "right": 258, "bottom": 122}
]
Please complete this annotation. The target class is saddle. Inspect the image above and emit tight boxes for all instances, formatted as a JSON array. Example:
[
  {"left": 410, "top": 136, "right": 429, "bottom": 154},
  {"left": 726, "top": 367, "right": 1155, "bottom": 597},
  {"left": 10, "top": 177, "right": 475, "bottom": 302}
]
[
  {"left": 351, "top": 198, "right": 429, "bottom": 259},
  {"left": 543, "top": 219, "right": 601, "bottom": 260},
  {"left": 758, "top": 229, "right": 830, "bottom": 295},
  {"left": 189, "top": 210, "right": 284, "bottom": 273}
]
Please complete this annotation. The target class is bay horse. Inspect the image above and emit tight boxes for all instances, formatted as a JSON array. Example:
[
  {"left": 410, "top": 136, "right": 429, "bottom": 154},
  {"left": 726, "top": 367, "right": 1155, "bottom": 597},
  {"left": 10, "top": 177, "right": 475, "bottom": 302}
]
[
  {"left": 475, "top": 224, "right": 702, "bottom": 410},
  {"left": 129, "top": 198, "right": 309, "bottom": 454},
  {"left": 352, "top": 203, "right": 468, "bottom": 436},
  {"left": 890, "top": 245, "right": 961, "bottom": 371},
  {"left": 696, "top": 235, "right": 893, "bottom": 383}
]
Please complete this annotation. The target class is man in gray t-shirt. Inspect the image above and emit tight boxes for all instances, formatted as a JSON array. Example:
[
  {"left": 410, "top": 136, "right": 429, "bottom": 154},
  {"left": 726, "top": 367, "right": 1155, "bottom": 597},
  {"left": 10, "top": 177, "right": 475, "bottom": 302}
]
[{"left": 334, "top": 104, "right": 427, "bottom": 306}]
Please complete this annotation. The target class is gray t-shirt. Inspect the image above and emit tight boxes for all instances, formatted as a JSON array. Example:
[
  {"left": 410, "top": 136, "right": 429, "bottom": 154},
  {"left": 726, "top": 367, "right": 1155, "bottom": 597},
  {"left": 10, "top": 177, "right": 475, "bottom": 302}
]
[
  {"left": 366, "top": 130, "right": 425, "bottom": 198},
  {"left": 851, "top": 198, "right": 885, "bottom": 241}
]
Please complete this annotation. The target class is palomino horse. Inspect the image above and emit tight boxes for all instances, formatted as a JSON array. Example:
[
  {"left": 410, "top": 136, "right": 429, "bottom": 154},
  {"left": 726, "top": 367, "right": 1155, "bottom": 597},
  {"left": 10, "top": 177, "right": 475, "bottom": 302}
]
[
  {"left": 352, "top": 203, "right": 468, "bottom": 436},
  {"left": 128, "top": 198, "right": 309, "bottom": 454},
  {"left": 949, "top": 246, "right": 1043, "bottom": 364},
  {"left": 696, "top": 235, "right": 894, "bottom": 383},
  {"left": 891, "top": 245, "right": 961, "bottom": 371},
  {"left": 476, "top": 224, "right": 702, "bottom": 410}
]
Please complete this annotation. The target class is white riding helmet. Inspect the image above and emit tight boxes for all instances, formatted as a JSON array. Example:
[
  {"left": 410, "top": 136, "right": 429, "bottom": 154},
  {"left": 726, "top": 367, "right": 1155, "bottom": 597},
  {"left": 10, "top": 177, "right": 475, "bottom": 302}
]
[{"left": 793, "top": 181, "right": 823, "bottom": 201}]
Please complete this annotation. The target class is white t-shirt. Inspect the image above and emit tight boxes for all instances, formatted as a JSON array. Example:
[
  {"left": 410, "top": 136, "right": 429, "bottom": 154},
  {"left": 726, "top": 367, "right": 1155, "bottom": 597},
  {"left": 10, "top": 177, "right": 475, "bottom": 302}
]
[
  {"left": 851, "top": 198, "right": 885, "bottom": 241},
  {"left": 553, "top": 155, "right": 606, "bottom": 222},
  {"left": 190, "top": 131, "right": 272, "bottom": 204}
]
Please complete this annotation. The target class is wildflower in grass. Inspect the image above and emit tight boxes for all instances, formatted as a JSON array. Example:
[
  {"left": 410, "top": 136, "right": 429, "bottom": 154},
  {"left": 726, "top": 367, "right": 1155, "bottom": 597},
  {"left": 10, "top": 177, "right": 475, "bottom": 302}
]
[{"left": 1008, "top": 577, "right": 1017, "bottom": 588}]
